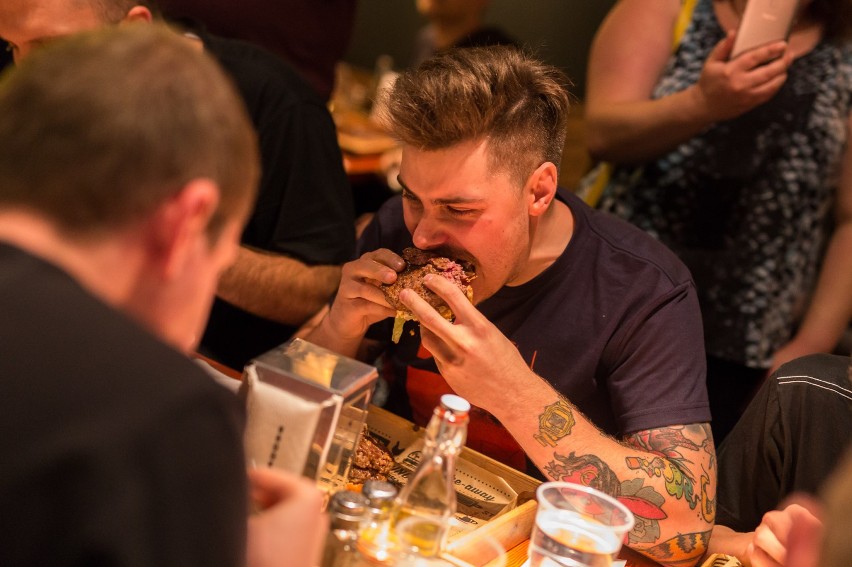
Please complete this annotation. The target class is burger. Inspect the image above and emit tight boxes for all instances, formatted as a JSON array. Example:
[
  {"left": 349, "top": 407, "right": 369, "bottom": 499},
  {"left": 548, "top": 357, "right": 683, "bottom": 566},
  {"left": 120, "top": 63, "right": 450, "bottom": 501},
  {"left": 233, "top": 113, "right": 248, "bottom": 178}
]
[{"left": 381, "top": 247, "right": 476, "bottom": 343}]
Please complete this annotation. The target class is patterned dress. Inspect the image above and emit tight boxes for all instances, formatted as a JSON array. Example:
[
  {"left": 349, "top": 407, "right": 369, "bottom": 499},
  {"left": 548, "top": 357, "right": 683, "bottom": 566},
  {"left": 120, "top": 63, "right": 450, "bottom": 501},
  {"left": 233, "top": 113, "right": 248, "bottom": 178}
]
[{"left": 599, "top": 0, "right": 852, "bottom": 368}]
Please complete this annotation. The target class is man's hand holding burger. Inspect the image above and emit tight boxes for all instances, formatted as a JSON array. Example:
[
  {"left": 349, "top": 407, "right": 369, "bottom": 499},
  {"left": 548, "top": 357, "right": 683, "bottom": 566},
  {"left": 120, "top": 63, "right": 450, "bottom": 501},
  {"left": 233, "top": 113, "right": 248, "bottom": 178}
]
[
  {"left": 381, "top": 247, "right": 475, "bottom": 342},
  {"left": 315, "top": 249, "right": 404, "bottom": 351},
  {"left": 304, "top": 247, "right": 476, "bottom": 356},
  {"left": 398, "top": 270, "right": 534, "bottom": 415},
  {"left": 297, "top": 249, "right": 400, "bottom": 358}
]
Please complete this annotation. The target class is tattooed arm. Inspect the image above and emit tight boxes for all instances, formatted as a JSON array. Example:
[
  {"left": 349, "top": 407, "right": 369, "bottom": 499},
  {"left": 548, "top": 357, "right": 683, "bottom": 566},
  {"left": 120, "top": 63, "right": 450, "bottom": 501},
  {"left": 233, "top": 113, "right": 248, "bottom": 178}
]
[
  {"left": 527, "top": 394, "right": 715, "bottom": 567},
  {"left": 431, "top": 357, "right": 715, "bottom": 566},
  {"left": 619, "top": 423, "right": 715, "bottom": 566},
  {"left": 405, "top": 270, "right": 716, "bottom": 566}
]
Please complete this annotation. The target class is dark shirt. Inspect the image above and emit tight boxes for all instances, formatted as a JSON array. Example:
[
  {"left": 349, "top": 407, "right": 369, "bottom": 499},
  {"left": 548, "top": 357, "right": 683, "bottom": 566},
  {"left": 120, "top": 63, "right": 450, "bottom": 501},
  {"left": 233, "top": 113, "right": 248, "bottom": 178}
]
[
  {"left": 0, "top": 243, "right": 247, "bottom": 566},
  {"left": 716, "top": 353, "right": 852, "bottom": 531},
  {"left": 158, "top": 0, "right": 357, "bottom": 100},
  {"left": 360, "top": 189, "right": 710, "bottom": 472},
  {"left": 192, "top": 29, "right": 356, "bottom": 370}
]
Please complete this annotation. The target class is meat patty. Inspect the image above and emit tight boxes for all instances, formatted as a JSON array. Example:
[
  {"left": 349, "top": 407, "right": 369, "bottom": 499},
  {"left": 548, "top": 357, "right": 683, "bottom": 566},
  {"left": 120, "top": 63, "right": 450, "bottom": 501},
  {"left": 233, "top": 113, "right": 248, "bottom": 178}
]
[
  {"left": 381, "top": 247, "right": 476, "bottom": 323},
  {"left": 347, "top": 427, "right": 395, "bottom": 486}
]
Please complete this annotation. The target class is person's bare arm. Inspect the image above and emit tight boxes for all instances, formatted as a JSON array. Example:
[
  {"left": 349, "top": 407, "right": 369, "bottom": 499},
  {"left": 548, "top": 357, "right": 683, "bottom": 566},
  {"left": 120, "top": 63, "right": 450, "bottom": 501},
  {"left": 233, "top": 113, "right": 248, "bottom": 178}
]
[
  {"left": 585, "top": 0, "right": 792, "bottom": 164},
  {"left": 216, "top": 246, "right": 341, "bottom": 326},
  {"left": 769, "top": 113, "right": 852, "bottom": 372},
  {"left": 295, "top": 303, "right": 386, "bottom": 363},
  {"left": 490, "top": 378, "right": 714, "bottom": 566},
  {"left": 403, "top": 276, "right": 715, "bottom": 567},
  {"left": 706, "top": 525, "right": 754, "bottom": 563}
]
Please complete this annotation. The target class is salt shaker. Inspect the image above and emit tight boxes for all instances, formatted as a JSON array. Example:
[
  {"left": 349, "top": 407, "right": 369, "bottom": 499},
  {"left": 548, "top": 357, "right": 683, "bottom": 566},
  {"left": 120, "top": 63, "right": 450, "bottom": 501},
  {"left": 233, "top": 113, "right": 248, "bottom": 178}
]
[{"left": 321, "top": 490, "right": 369, "bottom": 567}]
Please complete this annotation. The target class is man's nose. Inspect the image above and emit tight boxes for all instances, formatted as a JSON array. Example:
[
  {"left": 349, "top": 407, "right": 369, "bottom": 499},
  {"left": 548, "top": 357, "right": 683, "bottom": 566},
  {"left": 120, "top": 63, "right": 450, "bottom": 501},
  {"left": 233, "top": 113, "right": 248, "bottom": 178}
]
[{"left": 410, "top": 214, "right": 447, "bottom": 250}]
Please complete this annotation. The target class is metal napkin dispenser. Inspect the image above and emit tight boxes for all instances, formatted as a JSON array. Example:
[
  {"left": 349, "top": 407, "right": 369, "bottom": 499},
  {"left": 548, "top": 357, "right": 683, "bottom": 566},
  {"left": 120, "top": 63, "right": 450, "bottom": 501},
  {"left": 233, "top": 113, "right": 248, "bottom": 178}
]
[{"left": 241, "top": 338, "right": 377, "bottom": 491}]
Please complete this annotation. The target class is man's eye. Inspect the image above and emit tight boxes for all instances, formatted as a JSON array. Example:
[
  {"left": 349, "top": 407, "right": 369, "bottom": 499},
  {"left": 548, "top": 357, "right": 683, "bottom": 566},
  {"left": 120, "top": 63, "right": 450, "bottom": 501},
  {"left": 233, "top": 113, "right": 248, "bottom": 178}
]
[{"left": 446, "top": 207, "right": 476, "bottom": 217}]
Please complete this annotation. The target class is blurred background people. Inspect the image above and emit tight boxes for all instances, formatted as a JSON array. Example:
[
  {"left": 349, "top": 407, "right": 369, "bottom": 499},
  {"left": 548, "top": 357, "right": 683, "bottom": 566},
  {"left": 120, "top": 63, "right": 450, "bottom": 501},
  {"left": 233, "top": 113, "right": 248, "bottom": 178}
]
[
  {"left": 0, "top": 0, "right": 357, "bottom": 371},
  {"left": 0, "top": 24, "right": 325, "bottom": 567},
  {"left": 157, "top": 0, "right": 358, "bottom": 101},
  {"left": 583, "top": 0, "right": 852, "bottom": 443},
  {"left": 410, "top": 0, "right": 519, "bottom": 67}
]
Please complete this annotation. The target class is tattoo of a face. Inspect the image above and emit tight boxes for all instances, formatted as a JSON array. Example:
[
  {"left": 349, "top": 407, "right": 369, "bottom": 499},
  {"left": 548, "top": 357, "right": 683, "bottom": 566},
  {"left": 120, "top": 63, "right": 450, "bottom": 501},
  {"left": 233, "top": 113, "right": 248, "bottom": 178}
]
[
  {"left": 545, "top": 451, "right": 667, "bottom": 545},
  {"left": 643, "top": 530, "right": 711, "bottom": 566},
  {"left": 534, "top": 399, "right": 575, "bottom": 447}
]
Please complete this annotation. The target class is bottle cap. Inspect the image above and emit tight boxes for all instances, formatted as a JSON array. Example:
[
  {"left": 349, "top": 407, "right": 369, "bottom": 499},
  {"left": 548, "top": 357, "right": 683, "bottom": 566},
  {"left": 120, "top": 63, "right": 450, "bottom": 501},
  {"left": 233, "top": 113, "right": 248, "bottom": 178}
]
[
  {"left": 362, "top": 479, "right": 398, "bottom": 506},
  {"left": 440, "top": 394, "right": 471, "bottom": 415}
]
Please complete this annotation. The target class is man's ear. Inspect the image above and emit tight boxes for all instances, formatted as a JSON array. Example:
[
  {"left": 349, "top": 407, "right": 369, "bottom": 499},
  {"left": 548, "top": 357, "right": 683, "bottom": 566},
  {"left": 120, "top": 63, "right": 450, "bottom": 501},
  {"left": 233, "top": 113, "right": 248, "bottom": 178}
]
[
  {"left": 527, "top": 161, "right": 559, "bottom": 217},
  {"left": 122, "top": 6, "right": 153, "bottom": 24},
  {"left": 145, "top": 179, "right": 220, "bottom": 280}
]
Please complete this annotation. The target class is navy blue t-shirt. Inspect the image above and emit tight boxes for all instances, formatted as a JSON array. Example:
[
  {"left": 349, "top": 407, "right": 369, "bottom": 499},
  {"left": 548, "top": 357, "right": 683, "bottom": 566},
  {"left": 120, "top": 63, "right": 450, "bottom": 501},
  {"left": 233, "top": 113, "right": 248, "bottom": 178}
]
[{"left": 360, "top": 189, "right": 711, "bottom": 472}]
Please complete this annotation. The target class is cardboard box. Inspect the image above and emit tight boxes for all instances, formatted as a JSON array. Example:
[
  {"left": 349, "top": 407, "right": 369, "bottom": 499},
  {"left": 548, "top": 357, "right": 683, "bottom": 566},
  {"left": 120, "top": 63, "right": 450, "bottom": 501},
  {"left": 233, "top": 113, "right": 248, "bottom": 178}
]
[{"left": 365, "top": 406, "right": 540, "bottom": 567}]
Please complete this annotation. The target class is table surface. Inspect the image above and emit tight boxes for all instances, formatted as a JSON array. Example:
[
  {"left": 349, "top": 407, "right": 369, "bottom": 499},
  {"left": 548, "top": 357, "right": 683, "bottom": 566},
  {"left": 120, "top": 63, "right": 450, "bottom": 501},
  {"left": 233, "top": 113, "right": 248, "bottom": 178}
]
[
  {"left": 500, "top": 539, "right": 661, "bottom": 567},
  {"left": 194, "top": 354, "right": 663, "bottom": 567}
]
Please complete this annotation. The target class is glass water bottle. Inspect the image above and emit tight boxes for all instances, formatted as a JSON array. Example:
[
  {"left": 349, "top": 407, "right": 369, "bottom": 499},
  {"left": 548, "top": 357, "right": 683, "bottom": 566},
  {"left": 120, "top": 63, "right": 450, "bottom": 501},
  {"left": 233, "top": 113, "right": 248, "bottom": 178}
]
[{"left": 391, "top": 394, "right": 470, "bottom": 558}]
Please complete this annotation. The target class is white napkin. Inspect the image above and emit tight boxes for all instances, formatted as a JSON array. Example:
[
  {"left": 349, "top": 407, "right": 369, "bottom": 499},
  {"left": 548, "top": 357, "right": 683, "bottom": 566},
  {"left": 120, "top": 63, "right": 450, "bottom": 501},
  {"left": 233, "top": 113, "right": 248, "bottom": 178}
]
[{"left": 241, "top": 364, "right": 322, "bottom": 474}]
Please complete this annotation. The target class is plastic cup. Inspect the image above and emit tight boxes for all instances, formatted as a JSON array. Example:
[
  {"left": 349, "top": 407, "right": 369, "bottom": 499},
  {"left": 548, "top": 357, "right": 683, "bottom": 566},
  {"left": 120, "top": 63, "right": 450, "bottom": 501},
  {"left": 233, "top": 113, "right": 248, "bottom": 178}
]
[{"left": 528, "top": 482, "right": 634, "bottom": 567}]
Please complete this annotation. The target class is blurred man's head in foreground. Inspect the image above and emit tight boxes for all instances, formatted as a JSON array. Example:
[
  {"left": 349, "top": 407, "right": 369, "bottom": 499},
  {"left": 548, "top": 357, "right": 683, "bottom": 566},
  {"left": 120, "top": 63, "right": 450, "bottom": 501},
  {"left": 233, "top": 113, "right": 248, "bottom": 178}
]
[{"left": 0, "top": 23, "right": 259, "bottom": 350}]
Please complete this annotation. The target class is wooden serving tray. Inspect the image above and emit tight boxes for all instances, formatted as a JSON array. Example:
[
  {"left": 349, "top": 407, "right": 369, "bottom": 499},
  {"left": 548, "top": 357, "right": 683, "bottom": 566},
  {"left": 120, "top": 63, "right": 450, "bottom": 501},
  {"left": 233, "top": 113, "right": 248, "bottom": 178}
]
[{"left": 366, "top": 406, "right": 540, "bottom": 567}]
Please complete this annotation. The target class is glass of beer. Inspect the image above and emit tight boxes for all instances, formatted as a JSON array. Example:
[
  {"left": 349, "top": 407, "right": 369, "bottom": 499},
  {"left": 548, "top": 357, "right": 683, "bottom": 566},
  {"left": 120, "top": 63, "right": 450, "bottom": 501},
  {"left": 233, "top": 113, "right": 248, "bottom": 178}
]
[{"left": 528, "top": 482, "right": 634, "bottom": 567}]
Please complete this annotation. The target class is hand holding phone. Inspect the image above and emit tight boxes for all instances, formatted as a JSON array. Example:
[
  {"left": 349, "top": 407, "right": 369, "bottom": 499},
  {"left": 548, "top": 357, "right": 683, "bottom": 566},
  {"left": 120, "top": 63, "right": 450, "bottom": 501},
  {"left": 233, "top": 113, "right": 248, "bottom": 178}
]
[{"left": 730, "top": 0, "right": 799, "bottom": 59}]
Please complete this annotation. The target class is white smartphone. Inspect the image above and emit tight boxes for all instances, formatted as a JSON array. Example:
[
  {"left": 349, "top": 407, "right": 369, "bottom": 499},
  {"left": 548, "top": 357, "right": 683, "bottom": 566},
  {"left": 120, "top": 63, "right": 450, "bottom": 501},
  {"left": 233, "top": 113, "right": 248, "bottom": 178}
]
[{"left": 730, "top": 0, "right": 799, "bottom": 59}]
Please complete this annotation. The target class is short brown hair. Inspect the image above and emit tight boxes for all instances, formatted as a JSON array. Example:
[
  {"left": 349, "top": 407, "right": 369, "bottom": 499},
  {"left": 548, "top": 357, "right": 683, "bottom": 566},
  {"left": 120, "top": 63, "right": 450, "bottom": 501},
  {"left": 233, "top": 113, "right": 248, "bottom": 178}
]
[
  {"left": 0, "top": 23, "right": 259, "bottom": 240},
  {"left": 376, "top": 46, "right": 573, "bottom": 186}
]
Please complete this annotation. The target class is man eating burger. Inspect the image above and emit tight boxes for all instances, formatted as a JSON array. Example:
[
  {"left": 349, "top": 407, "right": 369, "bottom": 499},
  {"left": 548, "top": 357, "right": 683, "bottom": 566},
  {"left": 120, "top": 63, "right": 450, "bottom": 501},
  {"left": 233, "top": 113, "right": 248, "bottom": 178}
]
[{"left": 301, "top": 46, "right": 716, "bottom": 567}]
